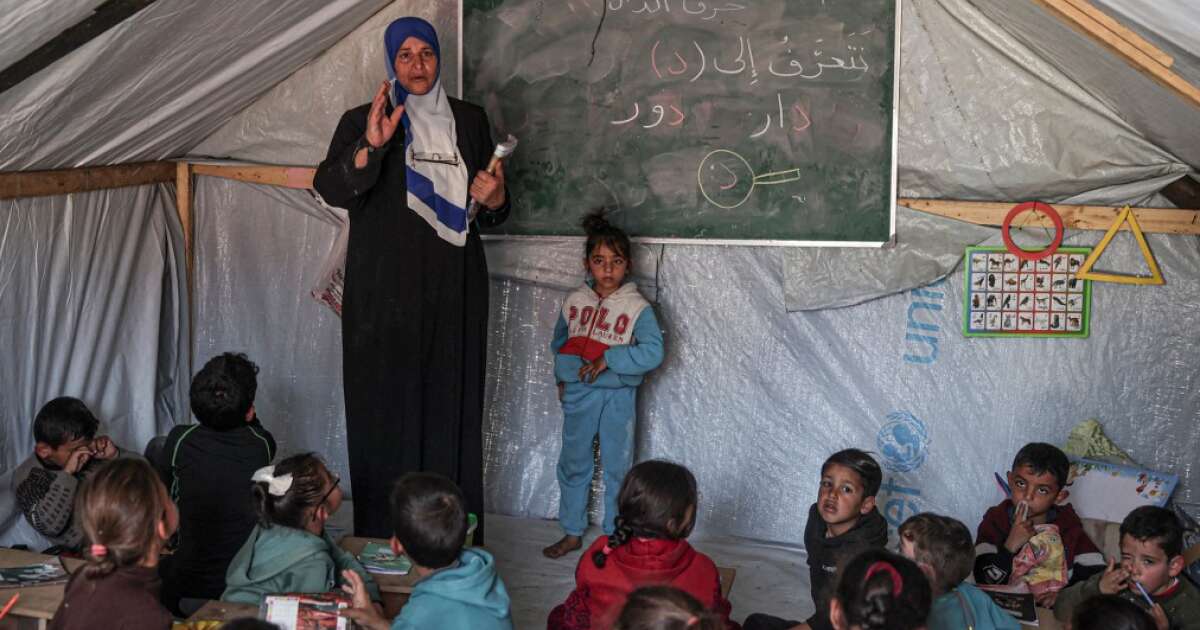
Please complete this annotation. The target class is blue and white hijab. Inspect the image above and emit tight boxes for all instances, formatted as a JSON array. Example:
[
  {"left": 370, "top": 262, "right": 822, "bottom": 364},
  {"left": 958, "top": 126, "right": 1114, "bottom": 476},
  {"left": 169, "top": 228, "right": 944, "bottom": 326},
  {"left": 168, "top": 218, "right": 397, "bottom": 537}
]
[{"left": 385, "top": 18, "right": 471, "bottom": 246}]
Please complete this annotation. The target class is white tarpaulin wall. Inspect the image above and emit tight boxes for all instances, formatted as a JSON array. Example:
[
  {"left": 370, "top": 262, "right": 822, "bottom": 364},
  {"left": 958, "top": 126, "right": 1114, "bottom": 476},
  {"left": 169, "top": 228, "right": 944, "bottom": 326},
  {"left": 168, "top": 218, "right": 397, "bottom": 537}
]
[{"left": 2, "top": 0, "right": 1199, "bottom": 549}]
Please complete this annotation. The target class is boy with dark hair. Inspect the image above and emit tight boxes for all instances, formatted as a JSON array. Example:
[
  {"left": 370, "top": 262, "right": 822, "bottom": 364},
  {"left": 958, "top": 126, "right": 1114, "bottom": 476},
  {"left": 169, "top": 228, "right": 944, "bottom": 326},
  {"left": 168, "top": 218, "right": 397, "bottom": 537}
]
[
  {"left": 975, "top": 442, "right": 1104, "bottom": 606},
  {"left": 341, "top": 472, "right": 513, "bottom": 630},
  {"left": 744, "top": 449, "right": 889, "bottom": 630},
  {"left": 1055, "top": 506, "right": 1200, "bottom": 629},
  {"left": 12, "top": 397, "right": 129, "bottom": 550},
  {"left": 156, "top": 352, "right": 277, "bottom": 615},
  {"left": 898, "top": 513, "right": 1018, "bottom": 630}
]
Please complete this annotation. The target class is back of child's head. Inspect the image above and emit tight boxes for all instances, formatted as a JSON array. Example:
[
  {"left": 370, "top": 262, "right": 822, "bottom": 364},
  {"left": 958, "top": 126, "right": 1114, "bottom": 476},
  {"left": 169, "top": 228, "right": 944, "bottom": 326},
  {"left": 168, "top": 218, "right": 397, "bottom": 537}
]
[
  {"left": 1011, "top": 442, "right": 1070, "bottom": 489},
  {"left": 252, "top": 452, "right": 331, "bottom": 530},
  {"left": 897, "top": 513, "right": 974, "bottom": 595},
  {"left": 1120, "top": 505, "right": 1183, "bottom": 557},
  {"left": 34, "top": 396, "right": 98, "bottom": 446},
  {"left": 1073, "top": 594, "right": 1155, "bottom": 630},
  {"left": 593, "top": 460, "right": 698, "bottom": 569},
  {"left": 390, "top": 472, "right": 467, "bottom": 569},
  {"left": 582, "top": 209, "right": 632, "bottom": 261},
  {"left": 190, "top": 352, "right": 259, "bottom": 430},
  {"left": 821, "top": 449, "right": 882, "bottom": 497},
  {"left": 77, "top": 458, "right": 170, "bottom": 578},
  {"left": 614, "top": 585, "right": 723, "bottom": 630},
  {"left": 833, "top": 549, "right": 931, "bottom": 630}
]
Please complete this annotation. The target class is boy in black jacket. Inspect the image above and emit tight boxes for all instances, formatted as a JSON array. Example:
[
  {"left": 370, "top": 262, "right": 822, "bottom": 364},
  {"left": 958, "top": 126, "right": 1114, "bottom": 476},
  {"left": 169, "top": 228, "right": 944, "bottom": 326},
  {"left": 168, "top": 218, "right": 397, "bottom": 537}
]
[
  {"left": 744, "top": 449, "right": 889, "bottom": 630},
  {"left": 156, "top": 352, "right": 276, "bottom": 615}
]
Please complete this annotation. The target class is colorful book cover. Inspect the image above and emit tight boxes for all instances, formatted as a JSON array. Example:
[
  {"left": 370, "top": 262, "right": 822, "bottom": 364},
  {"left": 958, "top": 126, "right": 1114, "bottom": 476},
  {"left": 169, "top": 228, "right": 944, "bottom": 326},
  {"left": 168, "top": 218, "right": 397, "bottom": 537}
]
[
  {"left": 358, "top": 541, "right": 412, "bottom": 575},
  {"left": 261, "top": 592, "right": 351, "bottom": 630}
]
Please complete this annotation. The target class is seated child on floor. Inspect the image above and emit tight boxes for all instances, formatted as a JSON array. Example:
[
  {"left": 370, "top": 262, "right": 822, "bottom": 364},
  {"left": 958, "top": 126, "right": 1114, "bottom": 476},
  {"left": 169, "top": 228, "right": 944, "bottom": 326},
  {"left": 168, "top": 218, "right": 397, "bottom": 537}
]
[
  {"left": 896, "top": 513, "right": 1018, "bottom": 630},
  {"left": 548, "top": 460, "right": 738, "bottom": 630},
  {"left": 222, "top": 453, "right": 381, "bottom": 607},
  {"left": 1072, "top": 594, "right": 1156, "bottom": 630},
  {"left": 615, "top": 585, "right": 724, "bottom": 630},
  {"left": 744, "top": 449, "right": 888, "bottom": 630},
  {"left": 340, "top": 472, "right": 514, "bottom": 630},
  {"left": 974, "top": 442, "right": 1104, "bottom": 607},
  {"left": 49, "top": 458, "right": 177, "bottom": 630},
  {"left": 14, "top": 396, "right": 131, "bottom": 551},
  {"left": 157, "top": 352, "right": 278, "bottom": 614},
  {"left": 1055, "top": 505, "right": 1200, "bottom": 629},
  {"left": 828, "top": 549, "right": 931, "bottom": 630}
]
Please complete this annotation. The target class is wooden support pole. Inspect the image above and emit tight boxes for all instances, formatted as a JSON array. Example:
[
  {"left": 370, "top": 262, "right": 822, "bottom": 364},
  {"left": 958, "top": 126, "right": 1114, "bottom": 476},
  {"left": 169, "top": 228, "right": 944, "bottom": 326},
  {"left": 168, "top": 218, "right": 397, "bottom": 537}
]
[
  {"left": 190, "top": 163, "right": 315, "bottom": 189},
  {"left": 0, "top": 161, "right": 174, "bottom": 199},
  {"left": 176, "top": 161, "right": 194, "bottom": 373},
  {"left": 898, "top": 198, "right": 1200, "bottom": 235},
  {"left": 1031, "top": 0, "right": 1200, "bottom": 109},
  {"left": 1059, "top": 0, "right": 1173, "bottom": 68}
]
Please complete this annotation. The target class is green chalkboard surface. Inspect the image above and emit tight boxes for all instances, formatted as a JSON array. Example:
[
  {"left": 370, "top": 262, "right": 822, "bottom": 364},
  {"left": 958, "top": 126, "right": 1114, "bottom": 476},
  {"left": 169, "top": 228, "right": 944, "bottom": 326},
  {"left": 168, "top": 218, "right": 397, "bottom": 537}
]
[{"left": 465, "top": 0, "right": 898, "bottom": 244}]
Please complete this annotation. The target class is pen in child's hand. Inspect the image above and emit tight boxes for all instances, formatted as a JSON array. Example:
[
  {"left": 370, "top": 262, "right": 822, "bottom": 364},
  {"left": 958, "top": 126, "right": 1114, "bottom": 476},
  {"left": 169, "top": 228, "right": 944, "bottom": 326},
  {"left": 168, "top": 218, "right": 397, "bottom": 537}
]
[
  {"left": 994, "top": 472, "right": 1011, "bottom": 498},
  {"left": 0, "top": 593, "right": 19, "bottom": 620},
  {"left": 1133, "top": 580, "right": 1154, "bottom": 606}
]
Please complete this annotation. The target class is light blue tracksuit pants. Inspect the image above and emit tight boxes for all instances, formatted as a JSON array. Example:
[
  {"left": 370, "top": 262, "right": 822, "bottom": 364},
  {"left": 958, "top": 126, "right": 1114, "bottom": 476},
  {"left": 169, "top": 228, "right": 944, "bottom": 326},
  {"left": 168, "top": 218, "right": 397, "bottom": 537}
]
[{"left": 556, "top": 383, "right": 636, "bottom": 536}]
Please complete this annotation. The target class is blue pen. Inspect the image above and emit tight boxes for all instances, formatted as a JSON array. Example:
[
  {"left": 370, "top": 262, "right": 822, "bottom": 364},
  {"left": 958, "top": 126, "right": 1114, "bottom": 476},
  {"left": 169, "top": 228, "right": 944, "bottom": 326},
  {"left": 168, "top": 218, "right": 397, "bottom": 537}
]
[
  {"left": 1133, "top": 580, "right": 1155, "bottom": 606},
  {"left": 994, "top": 472, "right": 1012, "bottom": 498}
]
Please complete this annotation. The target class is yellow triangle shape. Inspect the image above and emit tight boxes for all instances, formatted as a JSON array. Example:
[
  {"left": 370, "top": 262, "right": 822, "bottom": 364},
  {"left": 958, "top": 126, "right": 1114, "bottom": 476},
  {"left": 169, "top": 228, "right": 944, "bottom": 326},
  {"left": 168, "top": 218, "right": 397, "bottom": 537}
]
[{"left": 1074, "top": 205, "right": 1164, "bottom": 285}]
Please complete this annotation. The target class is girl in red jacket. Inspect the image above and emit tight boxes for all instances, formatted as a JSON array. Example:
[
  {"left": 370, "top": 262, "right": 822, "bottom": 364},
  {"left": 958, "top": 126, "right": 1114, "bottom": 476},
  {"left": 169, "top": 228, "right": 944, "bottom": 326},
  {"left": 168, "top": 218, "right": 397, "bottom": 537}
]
[{"left": 547, "top": 460, "right": 739, "bottom": 630}]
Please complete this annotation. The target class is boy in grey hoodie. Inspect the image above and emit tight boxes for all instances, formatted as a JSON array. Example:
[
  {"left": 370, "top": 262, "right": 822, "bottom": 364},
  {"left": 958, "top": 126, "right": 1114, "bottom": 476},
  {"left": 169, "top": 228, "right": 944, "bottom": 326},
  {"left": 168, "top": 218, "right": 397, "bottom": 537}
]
[{"left": 341, "top": 472, "right": 513, "bottom": 630}]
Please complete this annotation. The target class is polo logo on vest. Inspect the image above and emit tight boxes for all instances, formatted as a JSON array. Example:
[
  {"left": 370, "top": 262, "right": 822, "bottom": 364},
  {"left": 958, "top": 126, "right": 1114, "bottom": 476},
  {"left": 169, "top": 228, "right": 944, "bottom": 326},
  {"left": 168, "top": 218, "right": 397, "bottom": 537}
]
[{"left": 559, "top": 283, "right": 650, "bottom": 363}]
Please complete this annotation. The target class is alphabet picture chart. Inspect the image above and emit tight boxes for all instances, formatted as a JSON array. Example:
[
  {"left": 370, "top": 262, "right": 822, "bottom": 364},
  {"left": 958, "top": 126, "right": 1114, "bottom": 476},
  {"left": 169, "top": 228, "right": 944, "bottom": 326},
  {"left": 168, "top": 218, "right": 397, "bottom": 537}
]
[{"left": 963, "top": 246, "right": 1092, "bottom": 338}]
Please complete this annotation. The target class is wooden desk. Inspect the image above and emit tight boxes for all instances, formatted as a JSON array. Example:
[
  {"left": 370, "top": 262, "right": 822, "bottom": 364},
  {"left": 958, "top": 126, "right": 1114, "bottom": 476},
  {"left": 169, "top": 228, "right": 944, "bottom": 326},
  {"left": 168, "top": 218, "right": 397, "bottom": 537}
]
[
  {"left": 0, "top": 549, "right": 84, "bottom": 630},
  {"left": 717, "top": 566, "right": 735, "bottom": 600},
  {"left": 185, "top": 600, "right": 259, "bottom": 623}
]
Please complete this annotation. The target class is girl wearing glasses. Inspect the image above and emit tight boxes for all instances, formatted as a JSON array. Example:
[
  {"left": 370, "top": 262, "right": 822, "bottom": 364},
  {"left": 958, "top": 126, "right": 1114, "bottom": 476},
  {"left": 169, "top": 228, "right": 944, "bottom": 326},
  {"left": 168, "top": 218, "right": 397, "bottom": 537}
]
[{"left": 222, "top": 453, "right": 381, "bottom": 609}]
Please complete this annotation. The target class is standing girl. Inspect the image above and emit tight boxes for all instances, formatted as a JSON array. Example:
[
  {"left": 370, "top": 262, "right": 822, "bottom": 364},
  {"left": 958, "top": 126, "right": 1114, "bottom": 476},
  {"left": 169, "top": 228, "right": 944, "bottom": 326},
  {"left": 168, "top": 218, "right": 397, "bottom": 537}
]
[
  {"left": 547, "top": 460, "right": 738, "bottom": 630},
  {"left": 50, "top": 458, "right": 177, "bottom": 630},
  {"left": 543, "top": 212, "right": 665, "bottom": 559},
  {"left": 222, "top": 453, "right": 381, "bottom": 606}
]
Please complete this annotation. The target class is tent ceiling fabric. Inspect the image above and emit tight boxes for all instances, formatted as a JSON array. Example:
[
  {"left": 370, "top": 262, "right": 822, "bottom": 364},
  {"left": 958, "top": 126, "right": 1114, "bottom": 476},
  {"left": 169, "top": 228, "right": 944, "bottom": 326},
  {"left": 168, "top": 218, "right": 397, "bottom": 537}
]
[
  {"left": 0, "top": 0, "right": 106, "bottom": 74},
  {"left": 0, "top": 0, "right": 390, "bottom": 171}
]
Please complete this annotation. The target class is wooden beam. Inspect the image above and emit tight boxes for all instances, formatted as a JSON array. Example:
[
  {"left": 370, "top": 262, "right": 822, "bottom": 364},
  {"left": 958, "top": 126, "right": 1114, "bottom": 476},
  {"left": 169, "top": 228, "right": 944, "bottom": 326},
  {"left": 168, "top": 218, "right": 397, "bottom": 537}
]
[
  {"left": 191, "top": 163, "right": 315, "bottom": 189},
  {"left": 1060, "top": 0, "right": 1173, "bottom": 68},
  {"left": 0, "top": 0, "right": 163, "bottom": 95},
  {"left": 1030, "top": 0, "right": 1200, "bottom": 109},
  {"left": 898, "top": 198, "right": 1200, "bottom": 235},
  {"left": 1161, "top": 175, "right": 1200, "bottom": 210},
  {"left": 176, "top": 161, "right": 194, "bottom": 373},
  {"left": 0, "top": 161, "right": 174, "bottom": 199}
]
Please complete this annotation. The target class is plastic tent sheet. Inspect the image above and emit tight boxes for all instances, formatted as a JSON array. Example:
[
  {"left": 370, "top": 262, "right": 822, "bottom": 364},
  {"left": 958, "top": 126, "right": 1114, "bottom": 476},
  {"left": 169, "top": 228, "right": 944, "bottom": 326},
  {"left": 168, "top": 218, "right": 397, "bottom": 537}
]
[
  {"left": 0, "top": 0, "right": 105, "bottom": 72},
  {"left": 187, "top": 175, "right": 1199, "bottom": 543},
  {"left": 0, "top": 184, "right": 189, "bottom": 548},
  {"left": 192, "top": 1, "right": 461, "bottom": 167},
  {"left": 0, "top": 0, "right": 389, "bottom": 170}
]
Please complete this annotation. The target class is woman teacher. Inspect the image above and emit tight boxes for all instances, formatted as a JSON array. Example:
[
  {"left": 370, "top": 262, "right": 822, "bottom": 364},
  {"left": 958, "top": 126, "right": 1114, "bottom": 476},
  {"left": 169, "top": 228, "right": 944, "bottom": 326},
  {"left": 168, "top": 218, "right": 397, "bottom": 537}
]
[{"left": 313, "top": 17, "right": 507, "bottom": 541}]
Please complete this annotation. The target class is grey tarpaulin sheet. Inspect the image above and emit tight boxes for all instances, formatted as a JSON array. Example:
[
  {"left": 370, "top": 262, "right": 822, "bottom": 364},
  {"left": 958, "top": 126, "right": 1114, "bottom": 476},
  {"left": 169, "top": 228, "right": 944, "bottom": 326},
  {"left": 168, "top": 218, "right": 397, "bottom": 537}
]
[
  {"left": 181, "top": 174, "right": 1200, "bottom": 544},
  {"left": 0, "top": 185, "right": 189, "bottom": 549},
  {"left": 0, "top": 0, "right": 389, "bottom": 170}
]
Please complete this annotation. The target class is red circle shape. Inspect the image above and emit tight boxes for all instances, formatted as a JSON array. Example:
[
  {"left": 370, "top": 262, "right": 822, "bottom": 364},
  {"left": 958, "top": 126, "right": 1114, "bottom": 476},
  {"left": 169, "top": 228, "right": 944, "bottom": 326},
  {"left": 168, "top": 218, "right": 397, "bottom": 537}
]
[{"left": 1002, "top": 202, "right": 1064, "bottom": 261}]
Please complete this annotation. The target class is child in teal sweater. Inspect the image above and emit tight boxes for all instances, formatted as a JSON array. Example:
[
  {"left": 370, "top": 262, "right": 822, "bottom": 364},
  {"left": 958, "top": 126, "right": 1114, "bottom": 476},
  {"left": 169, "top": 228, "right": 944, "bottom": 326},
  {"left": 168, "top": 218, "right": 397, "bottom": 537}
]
[
  {"left": 222, "top": 453, "right": 380, "bottom": 606},
  {"left": 340, "top": 472, "right": 513, "bottom": 630}
]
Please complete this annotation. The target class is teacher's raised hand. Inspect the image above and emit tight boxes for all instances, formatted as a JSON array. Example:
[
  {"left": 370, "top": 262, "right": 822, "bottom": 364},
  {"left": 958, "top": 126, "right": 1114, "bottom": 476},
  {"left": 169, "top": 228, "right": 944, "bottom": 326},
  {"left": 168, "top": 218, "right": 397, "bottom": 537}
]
[{"left": 366, "top": 81, "right": 405, "bottom": 149}]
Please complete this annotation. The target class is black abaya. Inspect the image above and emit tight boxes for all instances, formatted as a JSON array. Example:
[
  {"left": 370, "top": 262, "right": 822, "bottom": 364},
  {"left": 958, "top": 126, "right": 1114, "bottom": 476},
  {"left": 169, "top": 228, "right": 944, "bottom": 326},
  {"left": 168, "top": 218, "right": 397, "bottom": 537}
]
[{"left": 313, "top": 98, "right": 507, "bottom": 541}]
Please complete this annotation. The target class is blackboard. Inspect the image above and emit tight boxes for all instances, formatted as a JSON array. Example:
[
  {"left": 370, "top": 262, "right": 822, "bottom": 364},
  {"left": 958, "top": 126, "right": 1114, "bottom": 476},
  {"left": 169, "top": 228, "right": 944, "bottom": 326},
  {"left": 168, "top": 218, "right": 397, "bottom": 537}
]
[{"left": 464, "top": 0, "right": 899, "bottom": 245}]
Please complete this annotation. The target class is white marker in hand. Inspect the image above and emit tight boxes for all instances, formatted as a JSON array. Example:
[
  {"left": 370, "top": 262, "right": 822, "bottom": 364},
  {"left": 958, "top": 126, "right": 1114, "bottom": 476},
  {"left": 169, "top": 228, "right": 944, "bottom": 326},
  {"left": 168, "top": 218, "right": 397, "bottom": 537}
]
[{"left": 468, "top": 134, "right": 518, "bottom": 220}]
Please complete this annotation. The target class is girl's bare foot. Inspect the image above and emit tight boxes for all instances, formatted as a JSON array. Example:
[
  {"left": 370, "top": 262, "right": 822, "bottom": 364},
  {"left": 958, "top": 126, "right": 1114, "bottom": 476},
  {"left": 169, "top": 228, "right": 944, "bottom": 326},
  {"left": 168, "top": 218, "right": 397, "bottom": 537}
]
[{"left": 542, "top": 534, "right": 582, "bottom": 559}]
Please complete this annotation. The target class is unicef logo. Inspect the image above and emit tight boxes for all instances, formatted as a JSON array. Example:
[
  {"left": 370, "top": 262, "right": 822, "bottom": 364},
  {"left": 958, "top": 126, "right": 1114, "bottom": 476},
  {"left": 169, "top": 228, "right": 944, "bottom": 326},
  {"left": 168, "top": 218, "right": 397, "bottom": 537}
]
[{"left": 877, "top": 411, "right": 930, "bottom": 473}]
